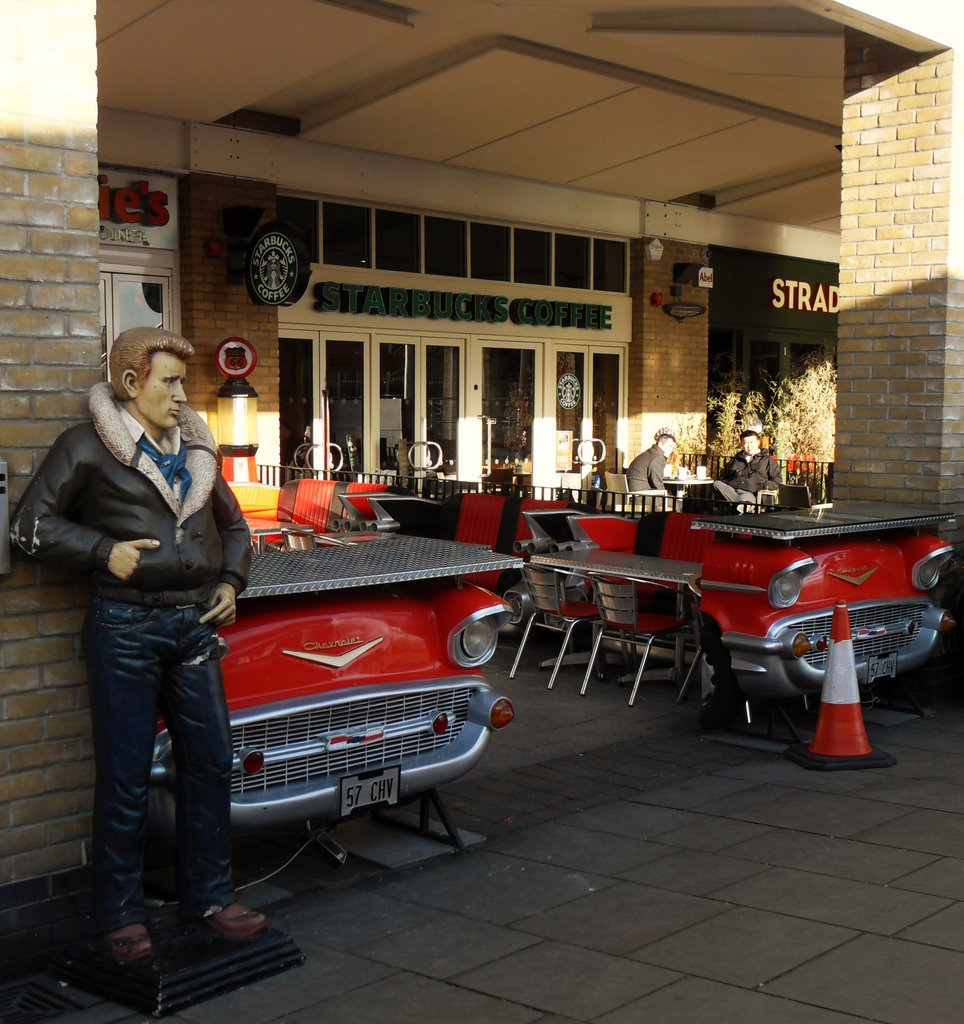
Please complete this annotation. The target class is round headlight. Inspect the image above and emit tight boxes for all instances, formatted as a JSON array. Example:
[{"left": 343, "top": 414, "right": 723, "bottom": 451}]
[
  {"left": 913, "top": 551, "right": 952, "bottom": 591},
  {"left": 453, "top": 616, "right": 499, "bottom": 666},
  {"left": 769, "top": 569, "right": 803, "bottom": 608}
]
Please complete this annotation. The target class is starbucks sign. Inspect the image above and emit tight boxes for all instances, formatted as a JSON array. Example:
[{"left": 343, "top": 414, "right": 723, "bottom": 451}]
[
  {"left": 557, "top": 372, "right": 581, "bottom": 410},
  {"left": 244, "top": 221, "right": 311, "bottom": 306}
]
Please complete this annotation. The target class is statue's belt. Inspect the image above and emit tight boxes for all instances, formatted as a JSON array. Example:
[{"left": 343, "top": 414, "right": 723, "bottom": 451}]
[{"left": 93, "top": 583, "right": 214, "bottom": 607}]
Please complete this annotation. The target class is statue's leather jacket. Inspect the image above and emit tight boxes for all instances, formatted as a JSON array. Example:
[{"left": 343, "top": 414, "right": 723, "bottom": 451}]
[{"left": 11, "top": 383, "right": 250, "bottom": 599}]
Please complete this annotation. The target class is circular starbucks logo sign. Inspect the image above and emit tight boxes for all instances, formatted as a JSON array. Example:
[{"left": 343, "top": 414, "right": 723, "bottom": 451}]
[
  {"left": 557, "top": 372, "right": 581, "bottom": 411},
  {"left": 244, "top": 221, "right": 311, "bottom": 306}
]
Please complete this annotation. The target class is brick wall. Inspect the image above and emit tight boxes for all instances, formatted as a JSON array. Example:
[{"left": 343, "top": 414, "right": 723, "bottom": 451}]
[
  {"left": 178, "top": 173, "right": 280, "bottom": 447},
  {"left": 0, "top": 0, "right": 99, "bottom": 979},
  {"left": 627, "top": 237, "right": 710, "bottom": 463},
  {"left": 836, "top": 34, "right": 962, "bottom": 519}
]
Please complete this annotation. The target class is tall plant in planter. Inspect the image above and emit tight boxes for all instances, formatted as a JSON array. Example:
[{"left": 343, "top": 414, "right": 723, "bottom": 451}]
[
  {"left": 768, "top": 356, "right": 836, "bottom": 465},
  {"left": 707, "top": 372, "right": 767, "bottom": 457}
]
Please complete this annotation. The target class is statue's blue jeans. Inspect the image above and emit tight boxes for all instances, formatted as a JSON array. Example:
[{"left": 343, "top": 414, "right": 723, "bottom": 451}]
[{"left": 83, "top": 599, "right": 235, "bottom": 934}]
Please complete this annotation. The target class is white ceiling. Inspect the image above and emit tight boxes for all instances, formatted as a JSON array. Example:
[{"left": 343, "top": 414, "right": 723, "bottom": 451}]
[{"left": 95, "top": 0, "right": 948, "bottom": 236}]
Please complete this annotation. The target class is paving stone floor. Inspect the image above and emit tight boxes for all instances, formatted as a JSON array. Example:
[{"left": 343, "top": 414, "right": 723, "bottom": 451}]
[{"left": 38, "top": 636, "right": 964, "bottom": 1023}]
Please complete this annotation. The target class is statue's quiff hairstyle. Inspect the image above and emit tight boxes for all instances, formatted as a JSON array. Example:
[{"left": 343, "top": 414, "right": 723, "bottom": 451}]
[{"left": 109, "top": 327, "right": 195, "bottom": 400}]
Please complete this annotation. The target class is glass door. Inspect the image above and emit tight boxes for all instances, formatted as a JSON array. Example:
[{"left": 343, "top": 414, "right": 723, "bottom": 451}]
[
  {"left": 478, "top": 345, "right": 537, "bottom": 486},
  {"left": 550, "top": 345, "right": 622, "bottom": 487},
  {"left": 375, "top": 336, "right": 463, "bottom": 478},
  {"left": 99, "top": 271, "right": 172, "bottom": 377}
]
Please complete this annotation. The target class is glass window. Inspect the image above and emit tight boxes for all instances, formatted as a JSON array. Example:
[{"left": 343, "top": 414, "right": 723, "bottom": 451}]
[
  {"left": 426, "top": 345, "right": 460, "bottom": 475},
  {"left": 593, "top": 238, "right": 626, "bottom": 292},
  {"left": 514, "top": 228, "right": 550, "bottom": 285},
  {"left": 277, "top": 195, "right": 319, "bottom": 263},
  {"left": 375, "top": 209, "right": 420, "bottom": 273},
  {"left": 379, "top": 341, "right": 415, "bottom": 471},
  {"left": 471, "top": 222, "right": 510, "bottom": 281},
  {"left": 554, "top": 234, "right": 590, "bottom": 289},
  {"left": 482, "top": 347, "right": 534, "bottom": 466},
  {"left": 425, "top": 216, "right": 466, "bottom": 277},
  {"left": 325, "top": 338, "right": 365, "bottom": 470},
  {"left": 323, "top": 202, "right": 370, "bottom": 268}
]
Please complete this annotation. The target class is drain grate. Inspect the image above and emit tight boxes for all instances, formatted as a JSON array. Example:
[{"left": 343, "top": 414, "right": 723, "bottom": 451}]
[{"left": 0, "top": 980, "right": 84, "bottom": 1024}]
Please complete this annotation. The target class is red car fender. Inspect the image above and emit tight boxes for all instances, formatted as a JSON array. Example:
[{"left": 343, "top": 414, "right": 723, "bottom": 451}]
[
  {"left": 892, "top": 532, "right": 955, "bottom": 590},
  {"left": 431, "top": 581, "right": 511, "bottom": 638}
]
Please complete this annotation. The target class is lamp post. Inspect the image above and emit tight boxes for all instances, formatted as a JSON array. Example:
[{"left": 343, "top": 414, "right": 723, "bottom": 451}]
[{"left": 214, "top": 337, "right": 260, "bottom": 483}]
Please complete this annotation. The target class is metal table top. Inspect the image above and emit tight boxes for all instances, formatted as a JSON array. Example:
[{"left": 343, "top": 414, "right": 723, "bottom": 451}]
[
  {"left": 532, "top": 549, "right": 700, "bottom": 586},
  {"left": 242, "top": 534, "right": 521, "bottom": 598},
  {"left": 691, "top": 501, "right": 955, "bottom": 542}
]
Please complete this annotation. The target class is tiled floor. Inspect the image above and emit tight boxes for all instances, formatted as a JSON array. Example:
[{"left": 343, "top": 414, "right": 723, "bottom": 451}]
[{"left": 37, "top": 637, "right": 964, "bottom": 1023}]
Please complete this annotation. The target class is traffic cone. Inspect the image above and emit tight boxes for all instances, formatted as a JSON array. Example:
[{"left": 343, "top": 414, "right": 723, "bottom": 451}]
[{"left": 786, "top": 600, "right": 896, "bottom": 771}]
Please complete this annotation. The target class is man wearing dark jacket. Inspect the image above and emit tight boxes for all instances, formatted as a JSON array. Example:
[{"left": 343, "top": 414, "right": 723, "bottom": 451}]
[
  {"left": 11, "top": 327, "right": 262, "bottom": 964},
  {"left": 712, "top": 428, "right": 782, "bottom": 504},
  {"left": 626, "top": 426, "right": 676, "bottom": 491}
]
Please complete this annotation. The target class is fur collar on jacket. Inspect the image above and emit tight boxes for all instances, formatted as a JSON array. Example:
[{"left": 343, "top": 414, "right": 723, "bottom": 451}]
[{"left": 89, "top": 382, "right": 219, "bottom": 525}]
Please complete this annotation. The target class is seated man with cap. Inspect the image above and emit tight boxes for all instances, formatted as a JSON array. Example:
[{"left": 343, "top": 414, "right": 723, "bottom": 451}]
[
  {"left": 627, "top": 427, "right": 676, "bottom": 491},
  {"left": 712, "top": 427, "right": 782, "bottom": 505}
]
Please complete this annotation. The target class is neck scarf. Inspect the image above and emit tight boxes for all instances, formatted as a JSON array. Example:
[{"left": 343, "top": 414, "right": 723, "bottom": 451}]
[{"left": 137, "top": 437, "right": 192, "bottom": 499}]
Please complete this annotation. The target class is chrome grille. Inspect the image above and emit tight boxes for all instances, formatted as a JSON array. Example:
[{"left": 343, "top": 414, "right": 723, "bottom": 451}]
[
  {"left": 230, "top": 687, "right": 473, "bottom": 794},
  {"left": 787, "top": 602, "right": 929, "bottom": 671}
]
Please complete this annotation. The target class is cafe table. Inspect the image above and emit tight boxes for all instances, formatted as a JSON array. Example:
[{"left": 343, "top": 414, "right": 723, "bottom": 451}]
[{"left": 530, "top": 548, "right": 701, "bottom": 689}]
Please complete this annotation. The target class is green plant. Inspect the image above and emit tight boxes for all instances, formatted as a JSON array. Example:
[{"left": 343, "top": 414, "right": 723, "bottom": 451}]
[
  {"left": 768, "top": 356, "right": 836, "bottom": 463},
  {"left": 674, "top": 413, "right": 707, "bottom": 455},
  {"left": 706, "top": 356, "right": 836, "bottom": 462},
  {"left": 706, "top": 371, "right": 766, "bottom": 456}
]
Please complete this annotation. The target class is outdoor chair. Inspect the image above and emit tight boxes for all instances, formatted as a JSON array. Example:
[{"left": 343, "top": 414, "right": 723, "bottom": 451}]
[
  {"left": 509, "top": 564, "right": 600, "bottom": 690},
  {"left": 604, "top": 472, "right": 668, "bottom": 513},
  {"left": 581, "top": 576, "right": 691, "bottom": 707},
  {"left": 778, "top": 482, "right": 832, "bottom": 511}
]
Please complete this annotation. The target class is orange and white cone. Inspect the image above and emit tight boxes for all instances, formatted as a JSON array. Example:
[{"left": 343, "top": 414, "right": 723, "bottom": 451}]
[{"left": 787, "top": 600, "right": 896, "bottom": 771}]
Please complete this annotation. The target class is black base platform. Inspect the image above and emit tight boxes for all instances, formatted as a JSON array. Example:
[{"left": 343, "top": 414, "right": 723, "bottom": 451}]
[{"left": 48, "top": 912, "right": 304, "bottom": 1017}]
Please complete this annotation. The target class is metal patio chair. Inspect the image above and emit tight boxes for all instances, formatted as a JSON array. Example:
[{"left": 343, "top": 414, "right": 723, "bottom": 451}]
[
  {"left": 509, "top": 564, "right": 600, "bottom": 690},
  {"left": 581, "top": 576, "right": 692, "bottom": 707}
]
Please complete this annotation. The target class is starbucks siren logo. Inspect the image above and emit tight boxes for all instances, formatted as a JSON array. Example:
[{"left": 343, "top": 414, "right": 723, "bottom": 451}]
[
  {"left": 244, "top": 221, "right": 311, "bottom": 306},
  {"left": 557, "top": 372, "right": 581, "bottom": 411}
]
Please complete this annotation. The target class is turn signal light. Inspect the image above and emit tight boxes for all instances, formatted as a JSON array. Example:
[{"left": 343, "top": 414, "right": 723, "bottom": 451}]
[
  {"left": 939, "top": 611, "right": 957, "bottom": 634},
  {"left": 791, "top": 632, "right": 812, "bottom": 658},
  {"left": 490, "top": 697, "right": 514, "bottom": 729}
]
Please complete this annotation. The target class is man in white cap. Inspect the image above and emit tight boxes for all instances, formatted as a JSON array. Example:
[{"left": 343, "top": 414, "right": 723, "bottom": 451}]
[{"left": 627, "top": 427, "right": 676, "bottom": 491}]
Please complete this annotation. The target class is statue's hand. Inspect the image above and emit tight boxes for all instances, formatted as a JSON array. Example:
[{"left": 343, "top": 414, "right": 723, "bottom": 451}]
[
  {"left": 107, "top": 537, "right": 160, "bottom": 580},
  {"left": 199, "top": 582, "right": 237, "bottom": 626}
]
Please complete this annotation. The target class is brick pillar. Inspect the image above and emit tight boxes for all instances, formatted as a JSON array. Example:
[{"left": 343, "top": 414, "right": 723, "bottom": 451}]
[
  {"left": 627, "top": 238, "right": 709, "bottom": 465},
  {"left": 835, "top": 34, "right": 962, "bottom": 518},
  {"left": 178, "top": 173, "right": 279, "bottom": 451},
  {"left": 0, "top": 0, "right": 99, "bottom": 975}
]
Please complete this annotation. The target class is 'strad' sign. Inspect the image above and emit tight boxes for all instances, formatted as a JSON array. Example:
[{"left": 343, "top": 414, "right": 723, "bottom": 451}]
[
  {"left": 314, "top": 281, "right": 613, "bottom": 330},
  {"left": 245, "top": 222, "right": 311, "bottom": 306}
]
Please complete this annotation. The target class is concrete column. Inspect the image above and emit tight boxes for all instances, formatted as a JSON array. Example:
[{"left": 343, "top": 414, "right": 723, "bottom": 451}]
[{"left": 835, "top": 33, "right": 963, "bottom": 519}]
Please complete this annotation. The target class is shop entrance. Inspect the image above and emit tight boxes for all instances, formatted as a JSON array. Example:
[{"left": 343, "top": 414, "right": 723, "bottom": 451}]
[
  {"left": 375, "top": 335, "right": 463, "bottom": 478},
  {"left": 98, "top": 269, "right": 173, "bottom": 374},
  {"left": 548, "top": 346, "right": 622, "bottom": 488}
]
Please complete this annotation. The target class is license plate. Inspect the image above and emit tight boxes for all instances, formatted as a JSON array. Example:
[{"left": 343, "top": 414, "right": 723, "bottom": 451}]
[
  {"left": 339, "top": 765, "right": 400, "bottom": 817},
  {"left": 868, "top": 652, "right": 897, "bottom": 683}
]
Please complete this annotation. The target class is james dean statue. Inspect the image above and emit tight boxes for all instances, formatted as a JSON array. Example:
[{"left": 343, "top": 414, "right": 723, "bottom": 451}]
[{"left": 11, "top": 327, "right": 264, "bottom": 964}]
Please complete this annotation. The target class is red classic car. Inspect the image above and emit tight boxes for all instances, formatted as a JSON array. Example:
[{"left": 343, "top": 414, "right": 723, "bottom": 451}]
[
  {"left": 694, "top": 503, "right": 956, "bottom": 726},
  {"left": 149, "top": 535, "right": 517, "bottom": 836}
]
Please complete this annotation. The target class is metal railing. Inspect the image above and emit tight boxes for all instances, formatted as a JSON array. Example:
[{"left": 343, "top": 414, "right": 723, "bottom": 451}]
[{"left": 256, "top": 456, "right": 834, "bottom": 515}]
